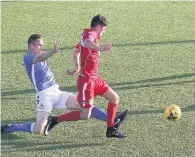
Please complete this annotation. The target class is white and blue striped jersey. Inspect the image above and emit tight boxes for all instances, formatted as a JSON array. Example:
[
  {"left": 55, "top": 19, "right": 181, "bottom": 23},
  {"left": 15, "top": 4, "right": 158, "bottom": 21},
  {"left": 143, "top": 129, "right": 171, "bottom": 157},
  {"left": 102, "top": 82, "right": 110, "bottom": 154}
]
[{"left": 23, "top": 52, "right": 57, "bottom": 92}]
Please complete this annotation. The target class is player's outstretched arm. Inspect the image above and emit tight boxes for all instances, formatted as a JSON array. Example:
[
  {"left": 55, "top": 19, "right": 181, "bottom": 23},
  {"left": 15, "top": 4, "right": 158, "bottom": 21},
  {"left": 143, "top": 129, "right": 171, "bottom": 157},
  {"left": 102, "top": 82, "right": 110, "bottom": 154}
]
[
  {"left": 83, "top": 39, "right": 101, "bottom": 51},
  {"left": 84, "top": 39, "right": 112, "bottom": 52},
  {"left": 33, "top": 41, "right": 59, "bottom": 64}
]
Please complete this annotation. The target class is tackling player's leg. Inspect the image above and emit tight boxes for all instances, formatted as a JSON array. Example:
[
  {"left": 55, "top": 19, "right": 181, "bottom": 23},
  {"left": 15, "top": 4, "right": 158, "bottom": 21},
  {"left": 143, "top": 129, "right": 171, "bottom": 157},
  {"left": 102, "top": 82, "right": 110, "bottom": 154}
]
[
  {"left": 44, "top": 82, "right": 128, "bottom": 138},
  {"left": 44, "top": 108, "right": 128, "bottom": 136},
  {"left": 1, "top": 111, "right": 49, "bottom": 134},
  {"left": 1, "top": 122, "right": 33, "bottom": 133}
]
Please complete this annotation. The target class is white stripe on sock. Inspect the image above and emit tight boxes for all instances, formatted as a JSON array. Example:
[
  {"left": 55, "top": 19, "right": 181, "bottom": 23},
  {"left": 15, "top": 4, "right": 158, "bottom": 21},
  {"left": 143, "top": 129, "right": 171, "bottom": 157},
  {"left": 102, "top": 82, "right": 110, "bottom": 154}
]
[{"left": 30, "top": 122, "right": 35, "bottom": 133}]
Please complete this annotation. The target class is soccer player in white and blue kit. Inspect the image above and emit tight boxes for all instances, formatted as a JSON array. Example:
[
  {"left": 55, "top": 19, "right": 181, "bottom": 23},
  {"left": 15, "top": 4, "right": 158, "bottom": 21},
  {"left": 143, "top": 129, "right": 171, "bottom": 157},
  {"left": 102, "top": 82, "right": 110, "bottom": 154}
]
[{"left": 1, "top": 34, "right": 127, "bottom": 135}]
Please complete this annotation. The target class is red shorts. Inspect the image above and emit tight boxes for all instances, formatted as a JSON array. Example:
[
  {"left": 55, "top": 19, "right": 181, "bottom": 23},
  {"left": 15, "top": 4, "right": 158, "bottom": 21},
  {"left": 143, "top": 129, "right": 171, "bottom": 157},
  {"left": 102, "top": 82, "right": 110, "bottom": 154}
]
[{"left": 77, "top": 76, "right": 109, "bottom": 108}]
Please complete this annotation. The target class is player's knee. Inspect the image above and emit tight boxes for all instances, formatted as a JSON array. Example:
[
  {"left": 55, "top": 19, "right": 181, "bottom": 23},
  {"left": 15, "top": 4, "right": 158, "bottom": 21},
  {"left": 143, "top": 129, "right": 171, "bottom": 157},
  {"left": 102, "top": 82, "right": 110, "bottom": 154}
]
[
  {"left": 80, "top": 114, "right": 90, "bottom": 120},
  {"left": 33, "top": 127, "right": 42, "bottom": 134},
  {"left": 33, "top": 129, "right": 42, "bottom": 134},
  {"left": 80, "top": 108, "right": 91, "bottom": 120},
  {"left": 33, "top": 123, "right": 45, "bottom": 134},
  {"left": 110, "top": 93, "right": 120, "bottom": 104},
  {"left": 115, "top": 94, "right": 120, "bottom": 104}
]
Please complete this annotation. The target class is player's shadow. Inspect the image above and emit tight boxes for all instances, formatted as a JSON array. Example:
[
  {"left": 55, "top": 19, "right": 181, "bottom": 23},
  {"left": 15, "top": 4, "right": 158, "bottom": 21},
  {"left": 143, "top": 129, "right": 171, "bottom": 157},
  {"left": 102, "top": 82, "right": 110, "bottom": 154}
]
[
  {"left": 109, "top": 73, "right": 195, "bottom": 91},
  {"left": 1, "top": 118, "right": 35, "bottom": 126},
  {"left": 1, "top": 39, "right": 195, "bottom": 54},
  {"left": 1, "top": 89, "right": 36, "bottom": 97},
  {"left": 182, "top": 104, "right": 195, "bottom": 112},
  {"left": 1, "top": 140, "right": 103, "bottom": 153},
  {"left": 1, "top": 73, "right": 194, "bottom": 97},
  {"left": 112, "top": 39, "right": 195, "bottom": 47},
  {"left": 1, "top": 133, "right": 22, "bottom": 141},
  {"left": 1, "top": 86, "right": 76, "bottom": 97},
  {"left": 1, "top": 46, "right": 74, "bottom": 54},
  {"left": 129, "top": 104, "right": 195, "bottom": 116},
  {"left": 1, "top": 119, "right": 104, "bottom": 153},
  {"left": 1, "top": 119, "right": 32, "bottom": 144}
]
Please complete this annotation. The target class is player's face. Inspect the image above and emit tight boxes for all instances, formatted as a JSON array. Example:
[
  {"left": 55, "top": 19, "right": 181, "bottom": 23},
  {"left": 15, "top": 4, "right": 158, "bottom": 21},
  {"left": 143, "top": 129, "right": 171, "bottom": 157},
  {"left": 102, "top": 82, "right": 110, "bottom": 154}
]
[
  {"left": 99, "top": 26, "right": 107, "bottom": 36},
  {"left": 31, "top": 39, "right": 44, "bottom": 54}
]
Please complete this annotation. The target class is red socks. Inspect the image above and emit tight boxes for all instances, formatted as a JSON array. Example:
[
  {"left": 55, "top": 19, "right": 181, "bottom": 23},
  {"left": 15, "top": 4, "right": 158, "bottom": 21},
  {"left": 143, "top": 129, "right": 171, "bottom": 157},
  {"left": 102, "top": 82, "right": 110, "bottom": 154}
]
[
  {"left": 107, "top": 103, "right": 118, "bottom": 127},
  {"left": 56, "top": 111, "right": 81, "bottom": 123},
  {"left": 56, "top": 103, "right": 118, "bottom": 127}
]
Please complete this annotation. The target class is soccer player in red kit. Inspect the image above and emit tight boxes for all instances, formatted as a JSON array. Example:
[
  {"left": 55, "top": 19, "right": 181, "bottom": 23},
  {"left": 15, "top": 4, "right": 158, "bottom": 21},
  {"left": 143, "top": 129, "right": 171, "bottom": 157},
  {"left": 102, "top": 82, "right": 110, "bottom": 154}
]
[{"left": 66, "top": 15, "right": 127, "bottom": 138}]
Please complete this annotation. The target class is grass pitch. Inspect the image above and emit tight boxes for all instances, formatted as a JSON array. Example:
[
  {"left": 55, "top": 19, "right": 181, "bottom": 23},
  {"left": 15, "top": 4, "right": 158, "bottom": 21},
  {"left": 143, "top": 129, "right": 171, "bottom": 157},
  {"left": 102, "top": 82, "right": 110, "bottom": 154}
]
[{"left": 1, "top": 1, "right": 195, "bottom": 157}]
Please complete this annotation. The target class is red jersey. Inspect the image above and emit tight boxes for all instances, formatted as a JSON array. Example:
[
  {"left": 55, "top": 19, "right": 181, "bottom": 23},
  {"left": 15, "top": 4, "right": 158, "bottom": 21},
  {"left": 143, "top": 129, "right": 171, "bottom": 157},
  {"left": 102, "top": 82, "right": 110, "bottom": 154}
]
[{"left": 76, "top": 29, "right": 100, "bottom": 79}]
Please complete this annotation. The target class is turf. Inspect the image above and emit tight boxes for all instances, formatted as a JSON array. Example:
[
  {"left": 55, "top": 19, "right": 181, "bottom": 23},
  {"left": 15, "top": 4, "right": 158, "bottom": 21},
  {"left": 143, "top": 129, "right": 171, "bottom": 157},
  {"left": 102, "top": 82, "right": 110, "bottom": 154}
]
[{"left": 1, "top": 1, "right": 195, "bottom": 157}]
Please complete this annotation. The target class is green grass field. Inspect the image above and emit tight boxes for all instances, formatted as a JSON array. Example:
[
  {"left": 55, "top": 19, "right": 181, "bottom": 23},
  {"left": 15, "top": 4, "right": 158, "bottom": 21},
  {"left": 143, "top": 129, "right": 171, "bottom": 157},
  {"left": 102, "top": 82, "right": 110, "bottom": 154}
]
[{"left": 1, "top": 1, "right": 195, "bottom": 157}]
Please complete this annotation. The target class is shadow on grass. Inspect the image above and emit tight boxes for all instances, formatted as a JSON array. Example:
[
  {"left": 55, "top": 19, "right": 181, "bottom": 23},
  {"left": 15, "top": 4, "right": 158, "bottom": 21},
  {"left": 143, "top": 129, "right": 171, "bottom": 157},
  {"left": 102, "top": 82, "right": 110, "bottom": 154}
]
[
  {"left": 110, "top": 73, "right": 195, "bottom": 86},
  {"left": 1, "top": 119, "right": 104, "bottom": 152},
  {"left": 182, "top": 104, "right": 195, "bottom": 112},
  {"left": 1, "top": 86, "right": 76, "bottom": 97},
  {"left": 1, "top": 134, "right": 103, "bottom": 153},
  {"left": 112, "top": 39, "right": 195, "bottom": 47},
  {"left": 1, "top": 73, "right": 194, "bottom": 97},
  {"left": 1, "top": 105, "right": 194, "bottom": 153},
  {"left": 1, "top": 39, "right": 195, "bottom": 54},
  {"left": 1, "top": 140, "right": 103, "bottom": 153},
  {"left": 1, "top": 133, "right": 23, "bottom": 141},
  {"left": 1, "top": 46, "right": 74, "bottom": 54},
  {"left": 1, "top": 119, "right": 36, "bottom": 140},
  {"left": 129, "top": 104, "right": 195, "bottom": 116},
  {"left": 112, "top": 80, "right": 195, "bottom": 91},
  {"left": 1, "top": 118, "right": 35, "bottom": 126}
]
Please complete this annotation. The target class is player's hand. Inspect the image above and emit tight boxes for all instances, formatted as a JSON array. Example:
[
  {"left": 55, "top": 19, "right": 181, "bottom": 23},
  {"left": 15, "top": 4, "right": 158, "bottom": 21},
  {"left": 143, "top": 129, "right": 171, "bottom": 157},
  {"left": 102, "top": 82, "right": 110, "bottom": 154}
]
[
  {"left": 65, "top": 69, "right": 78, "bottom": 75},
  {"left": 53, "top": 40, "right": 59, "bottom": 53},
  {"left": 100, "top": 43, "right": 112, "bottom": 51}
]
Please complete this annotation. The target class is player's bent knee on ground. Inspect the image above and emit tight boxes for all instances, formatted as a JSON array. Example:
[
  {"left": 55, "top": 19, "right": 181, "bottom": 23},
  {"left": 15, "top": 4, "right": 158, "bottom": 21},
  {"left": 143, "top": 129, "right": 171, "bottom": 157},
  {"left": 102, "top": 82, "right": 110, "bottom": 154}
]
[
  {"left": 80, "top": 108, "right": 91, "bottom": 120},
  {"left": 33, "top": 111, "right": 49, "bottom": 134},
  {"left": 33, "top": 122, "right": 46, "bottom": 134}
]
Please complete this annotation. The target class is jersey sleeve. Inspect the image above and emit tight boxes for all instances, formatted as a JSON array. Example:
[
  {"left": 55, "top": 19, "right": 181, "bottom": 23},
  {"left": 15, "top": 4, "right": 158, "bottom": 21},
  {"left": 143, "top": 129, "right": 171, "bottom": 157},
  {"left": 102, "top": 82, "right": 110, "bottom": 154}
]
[
  {"left": 75, "top": 43, "right": 80, "bottom": 49},
  {"left": 23, "top": 53, "right": 35, "bottom": 65},
  {"left": 83, "top": 31, "right": 97, "bottom": 42}
]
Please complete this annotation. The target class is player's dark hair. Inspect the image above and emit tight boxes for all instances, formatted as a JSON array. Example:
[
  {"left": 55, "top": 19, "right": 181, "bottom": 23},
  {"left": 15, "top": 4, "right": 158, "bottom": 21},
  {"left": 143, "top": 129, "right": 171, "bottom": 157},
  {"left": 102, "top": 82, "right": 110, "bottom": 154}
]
[
  {"left": 28, "top": 34, "right": 41, "bottom": 46},
  {"left": 91, "top": 14, "right": 108, "bottom": 28}
]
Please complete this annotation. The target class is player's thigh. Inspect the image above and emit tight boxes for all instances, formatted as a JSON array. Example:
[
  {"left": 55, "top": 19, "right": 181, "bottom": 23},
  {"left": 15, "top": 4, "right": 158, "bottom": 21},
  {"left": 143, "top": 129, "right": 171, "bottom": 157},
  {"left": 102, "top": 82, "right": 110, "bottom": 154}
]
[
  {"left": 66, "top": 94, "right": 81, "bottom": 110},
  {"left": 102, "top": 87, "right": 119, "bottom": 104},
  {"left": 55, "top": 91, "right": 80, "bottom": 110},
  {"left": 77, "top": 81, "right": 95, "bottom": 108},
  {"left": 94, "top": 77, "right": 109, "bottom": 96},
  {"left": 33, "top": 111, "right": 50, "bottom": 134},
  {"left": 66, "top": 93, "right": 92, "bottom": 119},
  {"left": 76, "top": 80, "right": 95, "bottom": 119},
  {"left": 78, "top": 83, "right": 95, "bottom": 119},
  {"left": 36, "top": 97, "right": 54, "bottom": 113}
]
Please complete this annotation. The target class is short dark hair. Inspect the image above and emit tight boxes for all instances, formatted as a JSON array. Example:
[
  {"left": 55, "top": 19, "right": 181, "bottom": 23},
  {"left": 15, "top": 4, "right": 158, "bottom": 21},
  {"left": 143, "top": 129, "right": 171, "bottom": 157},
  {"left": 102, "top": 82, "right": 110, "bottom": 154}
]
[
  {"left": 91, "top": 14, "right": 108, "bottom": 28},
  {"left": 28, "top": 34, "right": 41, "bottom": 46}
]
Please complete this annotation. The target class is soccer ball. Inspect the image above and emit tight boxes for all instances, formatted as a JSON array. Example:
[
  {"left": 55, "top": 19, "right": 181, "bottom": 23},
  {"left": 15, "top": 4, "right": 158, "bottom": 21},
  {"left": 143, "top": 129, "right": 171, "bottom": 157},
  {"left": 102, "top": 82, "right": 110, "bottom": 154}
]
[{"left": 164, "top": 104, "right": 181, "bottom": 120}]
